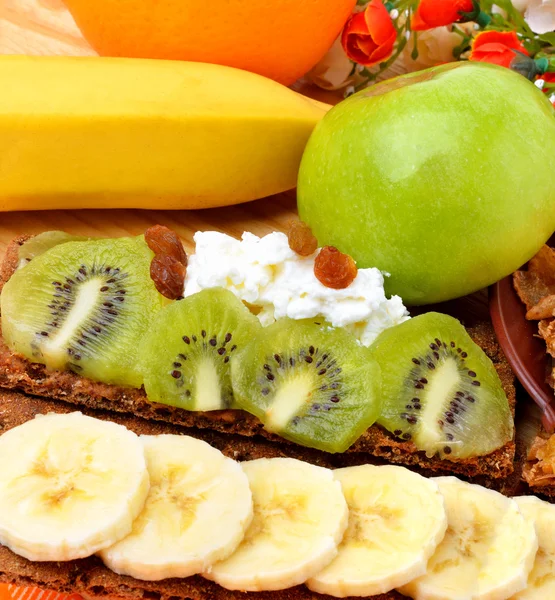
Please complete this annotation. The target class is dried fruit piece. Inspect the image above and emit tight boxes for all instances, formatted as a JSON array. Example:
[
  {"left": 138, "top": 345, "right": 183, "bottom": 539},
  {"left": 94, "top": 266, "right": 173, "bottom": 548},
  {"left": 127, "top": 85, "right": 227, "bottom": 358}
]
[
  {"left": 287, "top": 221, "right": 318, "bottom": 257},
  {"left": 314, "top": 246, "right": 357, "bottom": 289},
  {"left": 150, "top": 254, "right": 186, "bottom": 300},
  {"left": 527, "top": 295, "right": 555, "bottom": 320},
  {"left": 145, "top": 225, "right": 187, "bottom": 265}
]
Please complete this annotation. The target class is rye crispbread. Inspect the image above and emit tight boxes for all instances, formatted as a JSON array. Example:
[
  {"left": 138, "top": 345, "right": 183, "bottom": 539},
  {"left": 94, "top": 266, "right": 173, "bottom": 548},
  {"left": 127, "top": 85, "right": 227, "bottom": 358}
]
[{"left": 0, "top": 235, "right": 516, "bottom": 480}]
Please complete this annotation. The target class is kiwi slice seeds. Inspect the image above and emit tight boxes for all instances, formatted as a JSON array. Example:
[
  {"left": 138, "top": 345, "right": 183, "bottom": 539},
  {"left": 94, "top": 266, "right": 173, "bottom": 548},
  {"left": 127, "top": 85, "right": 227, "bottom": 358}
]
[
  {"left": 369, "top": 312, "right": 513, "bottom": 459},
  {"left": 1, "top": 236, "right": 166, "bottom": 388},
  {"left": 231, "top": 318, "right": 382, "bottom": 453},
  {"left": 139, "top": 287, "right": 262, "bottom": 411}
]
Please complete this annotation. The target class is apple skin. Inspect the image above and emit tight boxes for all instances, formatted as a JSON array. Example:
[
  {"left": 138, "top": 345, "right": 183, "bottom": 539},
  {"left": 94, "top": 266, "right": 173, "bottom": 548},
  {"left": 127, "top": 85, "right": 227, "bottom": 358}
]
[{"left": 297, "top": 62, "right": 555, "bottom": 305}]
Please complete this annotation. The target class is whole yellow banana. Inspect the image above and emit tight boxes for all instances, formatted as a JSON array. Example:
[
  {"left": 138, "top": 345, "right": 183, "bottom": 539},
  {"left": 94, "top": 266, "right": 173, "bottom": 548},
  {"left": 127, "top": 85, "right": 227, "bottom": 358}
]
[{"left": 0, "top": 56, "right": 330, "bottom": 211}]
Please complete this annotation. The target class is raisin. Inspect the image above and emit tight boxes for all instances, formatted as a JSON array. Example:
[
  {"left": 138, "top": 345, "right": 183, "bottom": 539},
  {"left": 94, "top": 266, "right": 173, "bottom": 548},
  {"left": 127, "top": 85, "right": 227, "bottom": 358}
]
[
  {"left": 287, "top": 221, "right": 318, "bottom": 256},
  {"left": 150, "top": 254, "right": 187, "bottom": 300},
  {"left": 145, "top": 225, "right": 187, "bottom": 266},
  {"left": 314, "top": 246, "right": 358, "bottom": 289}
]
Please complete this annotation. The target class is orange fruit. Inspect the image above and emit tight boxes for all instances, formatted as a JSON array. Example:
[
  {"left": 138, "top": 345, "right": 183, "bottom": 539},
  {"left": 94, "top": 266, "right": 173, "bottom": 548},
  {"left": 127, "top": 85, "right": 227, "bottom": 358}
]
[{"left": 62, "top": 0, "right": 357, "bottom": 85}]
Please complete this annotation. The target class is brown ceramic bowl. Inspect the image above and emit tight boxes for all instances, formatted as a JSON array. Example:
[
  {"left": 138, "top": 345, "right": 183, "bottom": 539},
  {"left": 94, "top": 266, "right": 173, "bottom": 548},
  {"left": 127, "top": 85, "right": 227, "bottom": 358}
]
[{"left": 489, "top": 236, "right": 555, "bottom": 429}]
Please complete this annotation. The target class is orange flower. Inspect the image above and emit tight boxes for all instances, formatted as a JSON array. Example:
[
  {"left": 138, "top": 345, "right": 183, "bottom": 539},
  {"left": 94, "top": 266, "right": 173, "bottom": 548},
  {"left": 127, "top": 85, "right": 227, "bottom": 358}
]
[
  {"left": 341, "top": 0, "right": 396, "bottom": 67},
  {"left": 412, "top": 0, "right": 474, "bottom": 31},
  {"left": 469, "top": 31, "right": 529, "bottom": 68}
]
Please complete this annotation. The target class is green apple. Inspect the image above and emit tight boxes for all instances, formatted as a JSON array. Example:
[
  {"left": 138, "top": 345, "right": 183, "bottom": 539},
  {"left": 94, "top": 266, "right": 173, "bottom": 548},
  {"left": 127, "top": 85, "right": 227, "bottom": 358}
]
[{"left": 297, "top": 62, "right": 555, "bottom": 305}]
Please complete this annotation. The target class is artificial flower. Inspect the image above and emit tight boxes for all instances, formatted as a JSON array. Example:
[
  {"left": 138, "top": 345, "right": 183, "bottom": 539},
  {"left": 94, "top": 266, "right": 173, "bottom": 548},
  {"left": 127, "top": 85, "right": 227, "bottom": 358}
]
[
  {"left": 411, "top": 0, "right": 474, "bottom": 31},
  {"left": 403, "top": 26, "right": 463, "bottom": 70},
  {"left": 541, "top": 72, "right": 555, "bottom": 105},
  {"left": 524, "top": 0, "right": 555, "bottom": 34},
  {"left": 469, "top": 30, "right": 529, "bottom": 68},
  {"left": 341, "top": 0, "right": 396, "bottom": 67},
  {"left": 305, "top": 37, "right": 363, "bottom": 90}
]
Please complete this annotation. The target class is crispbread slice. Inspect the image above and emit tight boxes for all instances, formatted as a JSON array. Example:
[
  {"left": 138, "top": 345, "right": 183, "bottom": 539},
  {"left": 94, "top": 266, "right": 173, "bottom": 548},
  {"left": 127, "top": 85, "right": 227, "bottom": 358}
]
[
  {"left": 0, "top": 236, "right": 516, "bottom": 479},
  {"left": 0, "top": 545, "right": 407, "bottom": 600}
]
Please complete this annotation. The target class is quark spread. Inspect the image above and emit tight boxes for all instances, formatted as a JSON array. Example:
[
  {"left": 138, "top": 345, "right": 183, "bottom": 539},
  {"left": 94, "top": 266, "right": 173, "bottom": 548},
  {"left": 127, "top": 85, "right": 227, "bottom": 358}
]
[{"left": 184, "top": 231, "right": 409, "bottom": 346}]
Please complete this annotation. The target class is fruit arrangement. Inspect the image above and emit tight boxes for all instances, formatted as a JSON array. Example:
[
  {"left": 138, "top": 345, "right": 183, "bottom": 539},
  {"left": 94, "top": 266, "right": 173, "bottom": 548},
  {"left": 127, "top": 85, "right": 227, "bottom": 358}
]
[
  {"left": 2, "top": 4, "right": 555, "bottom": 600},
  {"left": 0, "top": 229, "right": 513, "bottom": 461},
  {"left": 0, "top": 411, "right": 550, "bottom": 599}
]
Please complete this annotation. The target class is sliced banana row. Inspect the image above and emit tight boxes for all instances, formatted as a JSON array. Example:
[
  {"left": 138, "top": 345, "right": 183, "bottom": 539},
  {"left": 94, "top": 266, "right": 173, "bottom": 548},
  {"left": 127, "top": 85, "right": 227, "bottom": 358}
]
[{"left": 0, "top": 412, "right": 551, "bottom": 600}]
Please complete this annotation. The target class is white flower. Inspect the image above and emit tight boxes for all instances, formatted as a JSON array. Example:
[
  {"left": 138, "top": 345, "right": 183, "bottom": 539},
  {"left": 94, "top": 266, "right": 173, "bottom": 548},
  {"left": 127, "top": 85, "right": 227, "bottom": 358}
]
[
  {"left": 525, "top": 0, "right": 555, "bottom": 34},
  {"left": 304, "top": 37, "right": 362, "bottom": 91},
  {"left": 402, "top": 26, "right": 463, "bottom": 70}
]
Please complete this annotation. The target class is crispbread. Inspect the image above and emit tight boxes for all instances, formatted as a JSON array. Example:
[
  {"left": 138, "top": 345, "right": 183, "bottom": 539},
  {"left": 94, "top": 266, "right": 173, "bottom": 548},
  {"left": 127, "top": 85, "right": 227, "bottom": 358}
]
[
  {"left": 0, "top": 236, "right": 516, "bottom": 480},
  {"left": 0, "top": 546, "right": 407, "bottom": 600}
]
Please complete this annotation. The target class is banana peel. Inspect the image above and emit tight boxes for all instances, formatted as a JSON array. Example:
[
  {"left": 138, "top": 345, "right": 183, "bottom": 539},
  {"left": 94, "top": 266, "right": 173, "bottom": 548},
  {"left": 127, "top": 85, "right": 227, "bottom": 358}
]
[{"left": 0, "top": 56, "right": 331, "bottom": 211}]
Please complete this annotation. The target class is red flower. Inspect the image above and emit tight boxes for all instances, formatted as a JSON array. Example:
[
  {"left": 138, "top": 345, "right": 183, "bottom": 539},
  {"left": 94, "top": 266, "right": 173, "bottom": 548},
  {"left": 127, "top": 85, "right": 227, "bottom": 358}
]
[
  {"left": 412, "top": 0, "right": 474, "bottom": 31},
  {"left": 469, "top": 31, "right": 529, "bottom": 68},
  {"left": 541, "top": 72, "right": 555, "bottom": 106},
  {"left": 341, "top": 0, "right": 396, "bottom": 67}
]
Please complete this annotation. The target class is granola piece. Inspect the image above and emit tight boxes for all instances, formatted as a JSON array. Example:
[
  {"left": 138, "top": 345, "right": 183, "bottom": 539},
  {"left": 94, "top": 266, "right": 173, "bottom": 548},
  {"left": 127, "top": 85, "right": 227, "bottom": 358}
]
[
  {"left": 523, "top": 433, "right": 555, "bottom": 487},
  {"left": 526, "top": 294, "right": 555, "bottom": 320}
]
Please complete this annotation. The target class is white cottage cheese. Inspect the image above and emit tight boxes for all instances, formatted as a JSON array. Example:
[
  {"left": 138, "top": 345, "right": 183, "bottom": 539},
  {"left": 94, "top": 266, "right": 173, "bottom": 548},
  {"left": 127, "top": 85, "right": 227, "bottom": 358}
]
[{"left": 184, "top": 231, "right": 410, "bottom": 346}]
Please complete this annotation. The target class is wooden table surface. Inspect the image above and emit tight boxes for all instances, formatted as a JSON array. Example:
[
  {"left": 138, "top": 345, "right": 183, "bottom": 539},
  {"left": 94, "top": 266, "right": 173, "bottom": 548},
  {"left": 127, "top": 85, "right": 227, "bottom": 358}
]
[{"left": 0, "top": 0, "right": 491, "bottom": 325}]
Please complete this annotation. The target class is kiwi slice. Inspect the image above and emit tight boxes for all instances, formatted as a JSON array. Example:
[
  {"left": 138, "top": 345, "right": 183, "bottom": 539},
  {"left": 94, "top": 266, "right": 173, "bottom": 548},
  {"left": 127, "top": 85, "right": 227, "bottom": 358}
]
[
  {"left": 231, "top": 318, "right": 382, "bottom": 453},
  {"left": 18, "top": 232, "right": 88, "bottom": 268},
  {"left": 1, "top": 236, "right": 166, "bottom": 388},
  {"left": 369, "top": 312, "right": 514, "bottom": 459},
  {"left": 139, "top": 287, "right": 262, "bottom": 411}
]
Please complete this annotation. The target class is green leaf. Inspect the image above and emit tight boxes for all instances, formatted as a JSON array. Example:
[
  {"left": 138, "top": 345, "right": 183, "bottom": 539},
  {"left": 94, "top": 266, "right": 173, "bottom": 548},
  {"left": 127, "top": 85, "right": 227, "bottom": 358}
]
[{"left": 539, "top": 32, "right": 555, "bottom": 46}]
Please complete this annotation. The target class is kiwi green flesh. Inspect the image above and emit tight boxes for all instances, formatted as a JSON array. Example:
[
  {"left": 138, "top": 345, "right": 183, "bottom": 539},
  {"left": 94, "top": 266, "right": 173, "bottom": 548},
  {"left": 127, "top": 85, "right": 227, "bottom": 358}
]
[
  {"left": 369, "top": 312, "right": 513, "bottom": 459},
  {"left": 231, "top": 318, "right": 382, "bottom": 453},
  {"left": 139, "top": 287, "right": 262, "bottom": 411},
  {"left": 1, "top": 237, "right": 165, "bottom": 388},
  {"left": 17, "top": 232, "right": 89, "bottom": 268}
]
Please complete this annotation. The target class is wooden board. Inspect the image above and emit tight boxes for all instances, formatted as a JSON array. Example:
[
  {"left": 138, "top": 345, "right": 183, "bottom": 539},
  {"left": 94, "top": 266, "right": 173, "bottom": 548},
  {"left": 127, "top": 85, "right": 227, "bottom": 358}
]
[
  {"left": 0, "top": 0, "right": 490, "bottom": 323},
  {"left": 0, "top": 193, "right": 298, "bottom": 258}
]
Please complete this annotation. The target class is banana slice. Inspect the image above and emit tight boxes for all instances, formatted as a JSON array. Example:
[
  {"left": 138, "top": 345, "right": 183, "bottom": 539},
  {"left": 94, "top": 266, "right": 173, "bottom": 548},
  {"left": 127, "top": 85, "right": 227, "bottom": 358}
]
[
  {"left": 512, "top": 496, "right": 555, "bottom": 599},
  {"left": 206, "top": 457, "right": 348, "bottom": 592},
  {"left": 307, "top": 465, "right": 447, "bottom": 598},
  {"left": 0, "top": 412, "right": 149, "bottom": 562},
  {"left": 400, "top": 476, "right": 538, "bottom": 600},
  {"left": 99, "top": 434, "right": 253, "bottom": 581}
]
